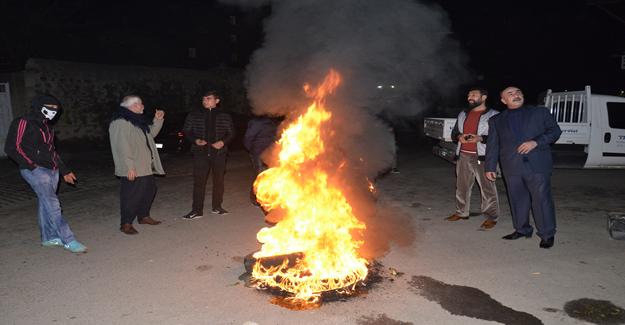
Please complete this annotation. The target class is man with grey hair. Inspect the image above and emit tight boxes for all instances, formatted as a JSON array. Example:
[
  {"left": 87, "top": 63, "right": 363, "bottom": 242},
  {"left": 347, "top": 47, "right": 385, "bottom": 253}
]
[
  {"left": 109, "top": 95, "right": 165, "bottom": 235},
  {"left": 485, "top": 86, "right": 561, "bottom": 248}
]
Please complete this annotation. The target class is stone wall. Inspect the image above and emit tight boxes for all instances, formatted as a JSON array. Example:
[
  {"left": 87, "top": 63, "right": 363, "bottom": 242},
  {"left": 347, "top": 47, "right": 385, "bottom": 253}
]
[{"left": 9, "top": 58, "right": 248, "bottom": 141}]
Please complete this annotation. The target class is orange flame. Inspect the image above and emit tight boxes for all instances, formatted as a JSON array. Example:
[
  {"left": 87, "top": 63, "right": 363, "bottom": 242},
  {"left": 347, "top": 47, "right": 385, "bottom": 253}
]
[{"left": 252, "top": 70, "right": 368, "bottom": 302}]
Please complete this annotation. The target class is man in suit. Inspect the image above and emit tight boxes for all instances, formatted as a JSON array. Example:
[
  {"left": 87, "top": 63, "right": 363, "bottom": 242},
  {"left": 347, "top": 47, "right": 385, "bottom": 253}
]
[{"left": 485, "top": 86, "right": 562, "bottom": 248}]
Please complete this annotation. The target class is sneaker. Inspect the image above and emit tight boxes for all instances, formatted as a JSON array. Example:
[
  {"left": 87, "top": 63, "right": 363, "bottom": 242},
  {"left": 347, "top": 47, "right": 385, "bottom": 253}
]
[
  {"left": 390, "top": 168, "right": 400, "bottom": 174},
  {"left": 182, "top": 211, "right": 203, "bottom": 220},
  {"left": 41, "top": 238, "right": 63, "bottom": 247},
  {"left": 211, "top": 207, "right": 229, "bottom": 215},
  {"left": 63, "top": 240, "right": 88, "bottom": 253}
]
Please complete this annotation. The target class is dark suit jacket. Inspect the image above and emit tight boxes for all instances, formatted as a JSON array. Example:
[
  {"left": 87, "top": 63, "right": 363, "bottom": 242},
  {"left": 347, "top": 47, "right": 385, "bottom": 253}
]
[{"left": 485, "top": 106, "right": 562, "bottom": 175}]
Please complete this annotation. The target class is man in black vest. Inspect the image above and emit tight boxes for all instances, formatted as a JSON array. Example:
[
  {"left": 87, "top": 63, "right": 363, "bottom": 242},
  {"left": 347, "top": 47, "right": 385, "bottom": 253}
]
[{"left": 181, "top": 90, "right": 235, "bottom": 219}]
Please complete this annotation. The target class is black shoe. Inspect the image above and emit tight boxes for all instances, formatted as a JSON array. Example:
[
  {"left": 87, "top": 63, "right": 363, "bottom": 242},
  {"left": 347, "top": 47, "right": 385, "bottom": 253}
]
[
  {"left": 539, "top": 237, "right": 554, "bottom": 249},
  {"left": 182, "top": 211, "right": 203, "bottom": 220},
  {"left": 502, "top": 231, "right": 532, "bottom": 240},
  {"left": 212, "top": 207, "right": 229, "bottom": 215}
]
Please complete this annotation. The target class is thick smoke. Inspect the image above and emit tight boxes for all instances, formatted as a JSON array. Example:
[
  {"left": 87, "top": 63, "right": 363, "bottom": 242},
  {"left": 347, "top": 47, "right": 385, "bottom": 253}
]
[
  {"left": 232, "top": 0, "right": 467, "bottom": 116},
  {"left": 226, "top": 0, "right": 467, "bottom": 257},
  {"left": 227, "top": 0, "right": 467, "bottom": 170}
]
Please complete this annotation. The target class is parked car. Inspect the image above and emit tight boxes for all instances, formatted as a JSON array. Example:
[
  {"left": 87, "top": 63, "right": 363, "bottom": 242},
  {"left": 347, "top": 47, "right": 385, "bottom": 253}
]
[
  {"left": 154, "top": 112, "right": 190, "bottom": 154},
  {"left": 152, "top": 111, "right": 255, "bottom": 154}
]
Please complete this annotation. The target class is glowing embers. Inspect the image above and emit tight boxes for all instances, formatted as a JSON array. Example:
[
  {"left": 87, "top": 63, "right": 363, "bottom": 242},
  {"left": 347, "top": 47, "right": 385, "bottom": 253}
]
[
  {"left": 243, "top": 254, "right": 383, "bottom": 310},
  {"left": 250, "top": 70, "right": 369, "bottom": 306}
]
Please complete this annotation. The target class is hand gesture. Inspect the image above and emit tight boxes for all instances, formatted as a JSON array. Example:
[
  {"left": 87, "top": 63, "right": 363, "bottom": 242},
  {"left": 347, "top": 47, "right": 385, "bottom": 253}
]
[
  {"left": 212, "top": 140, "right": 224, "bottom": 149},
  {"left": 517, "top": 140, "right": 537, "bottom": 154},
  {"left": 63, "top": 172, "right": 77, "bottom": 184},
  {"left": 468, "top": 134, "right": 482, "bottom": 143},
  {"left": 485, "top": 171, "right": 497, "bottom": 182},
  {"left": 127, "top": 169, "right": 137, "bottom": 181},
  {"left": 154, "top": 109, "right": 165, "bottom": 120},
  {"left": 195, "top": 139, "right": 208, "bottom": 146},
  {"left": 459, "top": 134, "right": 480, "bottom": 143}
]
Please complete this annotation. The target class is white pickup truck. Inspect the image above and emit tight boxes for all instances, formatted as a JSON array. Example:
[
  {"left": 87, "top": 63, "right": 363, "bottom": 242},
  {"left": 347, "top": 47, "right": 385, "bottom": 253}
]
[{"left": 424, "top": 86, "right": 625, "bottom": 168}]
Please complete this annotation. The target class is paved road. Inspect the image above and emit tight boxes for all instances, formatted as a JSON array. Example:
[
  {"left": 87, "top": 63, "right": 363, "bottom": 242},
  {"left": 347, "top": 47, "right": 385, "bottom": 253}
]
[{"left": 1, "top": 149, "right": 624, "bottom": 325}]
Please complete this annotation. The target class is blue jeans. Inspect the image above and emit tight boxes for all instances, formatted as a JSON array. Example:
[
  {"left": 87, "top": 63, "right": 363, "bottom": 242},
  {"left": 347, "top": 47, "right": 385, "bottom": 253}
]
[{"left": 20, "top": 167, "right": 76, "bottom": 244}]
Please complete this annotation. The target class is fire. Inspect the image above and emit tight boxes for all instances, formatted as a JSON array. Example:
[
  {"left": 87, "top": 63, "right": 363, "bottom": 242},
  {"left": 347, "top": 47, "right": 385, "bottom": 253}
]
[{"left": 251, "top": 70, "right": 368, "bottom": 302}]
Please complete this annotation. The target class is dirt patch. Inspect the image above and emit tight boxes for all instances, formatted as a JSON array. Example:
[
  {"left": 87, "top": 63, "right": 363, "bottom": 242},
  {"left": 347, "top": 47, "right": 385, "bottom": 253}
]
[
  {"left": 195, "top": 264, "right": 213, "bottom": 272},
  {"left": 564, "top": 298, "right": 625, "bottom": 325},
  {"left": 357, "top": 313, "right": 413, "bottom": 325},
  {"left": 408, "top": 275, "right": 543, "bottom": 325}
]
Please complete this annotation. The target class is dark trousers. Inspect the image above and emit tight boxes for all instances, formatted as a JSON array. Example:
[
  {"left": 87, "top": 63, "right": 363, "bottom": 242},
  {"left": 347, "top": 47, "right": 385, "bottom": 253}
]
[
  {"left": 192, "top": 152, "right": 226, "bottom": 213},
  {"left": 120, "top": 175, "right": 157, "bottom": 225},
  {"left": 250, "top": 154, "right": 268, "bottom": 203},
  {"left": 504, "top": 173, "right": 556, "bottom": 239}
]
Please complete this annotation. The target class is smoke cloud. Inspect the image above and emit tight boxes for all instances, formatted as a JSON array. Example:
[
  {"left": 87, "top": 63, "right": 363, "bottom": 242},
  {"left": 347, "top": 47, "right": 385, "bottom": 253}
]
[{"left": 226, "top": 0, "right": 468, "bottom": 257}]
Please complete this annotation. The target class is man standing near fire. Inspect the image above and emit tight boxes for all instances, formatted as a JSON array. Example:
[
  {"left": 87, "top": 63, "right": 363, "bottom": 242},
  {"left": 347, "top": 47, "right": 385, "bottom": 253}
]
[
  {"left": 485, "top": 86, "right": 561, "bottom": 248},
  {"left": 181, "top": 90, "right": 235, "bottom": 219},
  {"left": 4, "top": 94, "right": 87, "bottom": 253},
  {"left": 109, "top": 95, "right": 165, "bottom": 235},
  {"left": 446, "top": 87, "right": 500, "bottom": 230},
  {"left": 244, "top": 114, "right": 279, "bottom": 207}
]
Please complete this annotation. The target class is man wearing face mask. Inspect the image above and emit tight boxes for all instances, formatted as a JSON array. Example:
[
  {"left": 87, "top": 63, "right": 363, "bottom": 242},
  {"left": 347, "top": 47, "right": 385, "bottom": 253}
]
[{"left": 4, "top": 94, "right": 87, "bottom": 253}]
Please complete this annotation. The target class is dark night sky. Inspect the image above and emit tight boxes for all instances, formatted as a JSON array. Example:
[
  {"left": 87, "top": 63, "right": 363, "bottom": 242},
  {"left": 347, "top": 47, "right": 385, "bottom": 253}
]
[
  {"left": 1, "top": 0, "right": 624, "bottom": 106},
  {"left": 437, "top": 0, "right": 625, "bottom": 104}
]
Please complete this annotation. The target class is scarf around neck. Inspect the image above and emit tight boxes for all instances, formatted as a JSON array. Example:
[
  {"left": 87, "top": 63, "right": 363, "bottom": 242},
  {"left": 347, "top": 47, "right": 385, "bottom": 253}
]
[{"left": 111, "top": 106, "right": 150, "bottom": 133}]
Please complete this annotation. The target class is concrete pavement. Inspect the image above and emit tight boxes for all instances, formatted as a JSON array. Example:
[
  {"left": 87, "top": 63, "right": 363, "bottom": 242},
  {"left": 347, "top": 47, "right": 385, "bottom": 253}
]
[{"left": 1, "top": 149, "right": 624, "bottom": 325}]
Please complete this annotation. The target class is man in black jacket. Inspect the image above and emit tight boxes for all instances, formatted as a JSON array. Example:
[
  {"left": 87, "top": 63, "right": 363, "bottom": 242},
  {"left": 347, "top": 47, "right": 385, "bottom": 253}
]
[
  {"left": 4, "top": 95, "right": 87, "bottom": 253},
  {"left": 181, "top": 90, "right": 235, "bottom": 219}
]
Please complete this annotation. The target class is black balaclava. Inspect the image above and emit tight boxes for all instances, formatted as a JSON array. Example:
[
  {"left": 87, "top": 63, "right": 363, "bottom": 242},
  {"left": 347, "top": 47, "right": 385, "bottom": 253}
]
[{"left": 31, "top": 95, "right": 61, "bottom": 120}]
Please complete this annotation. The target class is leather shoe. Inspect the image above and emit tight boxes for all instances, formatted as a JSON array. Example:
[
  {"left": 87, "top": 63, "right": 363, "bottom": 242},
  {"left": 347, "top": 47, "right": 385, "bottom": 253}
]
[
  {"left": 539, "top": 237, "right": 554, "bottom": 249},
  {"left": 502, "top": 231, "right": 532, "bottom": 240},
  {"left": 480, "top": 219, "right": 497, "bottom": 230},
  {"left": 138, "top": 216, "right": 161, "bottom": 225},
  {"left": 120, "top": 224, "right": 138, "bottom": 235},
  {"left": 445, "top": 214, "right": 469, "bottom": 221}
]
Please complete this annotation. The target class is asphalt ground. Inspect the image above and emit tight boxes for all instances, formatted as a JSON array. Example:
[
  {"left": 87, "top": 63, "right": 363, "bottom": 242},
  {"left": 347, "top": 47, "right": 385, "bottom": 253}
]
[{"left": 1, "top": 149, "right": 624, "bottom": 325}]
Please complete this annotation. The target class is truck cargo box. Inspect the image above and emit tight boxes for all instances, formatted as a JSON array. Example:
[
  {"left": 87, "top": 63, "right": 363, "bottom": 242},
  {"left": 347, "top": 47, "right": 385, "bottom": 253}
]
[{"left": 424, "top": 118, "right": 456, "bottom": 142}]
